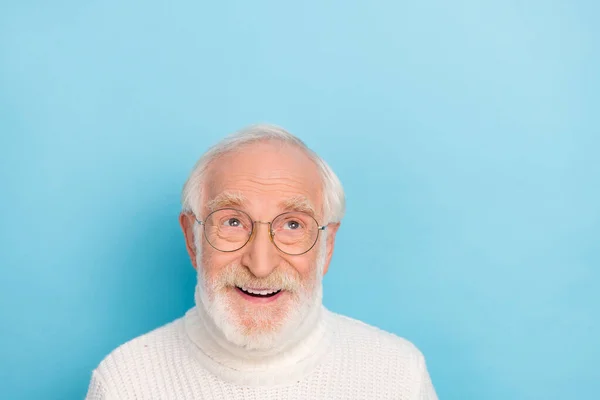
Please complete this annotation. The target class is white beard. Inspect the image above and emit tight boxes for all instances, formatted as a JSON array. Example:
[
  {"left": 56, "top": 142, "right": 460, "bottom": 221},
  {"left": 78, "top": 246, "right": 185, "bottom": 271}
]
[{"left": 194, "top": 226, "right": 327, "bottom": 351}]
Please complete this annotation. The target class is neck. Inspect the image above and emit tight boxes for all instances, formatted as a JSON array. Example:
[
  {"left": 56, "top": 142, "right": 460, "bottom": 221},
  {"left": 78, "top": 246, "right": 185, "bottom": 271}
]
[{"left": 184, "top": 282, "right": 332, "bottom": 386}]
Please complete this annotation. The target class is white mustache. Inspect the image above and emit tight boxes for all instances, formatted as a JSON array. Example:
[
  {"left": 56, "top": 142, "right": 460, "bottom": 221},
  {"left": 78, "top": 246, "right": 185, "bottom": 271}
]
[{"left": 205, "top": 263, "right": 303, "bottom": 293}]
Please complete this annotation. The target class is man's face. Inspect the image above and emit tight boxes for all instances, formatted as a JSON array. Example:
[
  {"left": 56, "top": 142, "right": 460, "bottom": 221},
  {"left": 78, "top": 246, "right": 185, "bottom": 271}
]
[{"left": 181, "top": 141, "right": 338, "bottom": 349}]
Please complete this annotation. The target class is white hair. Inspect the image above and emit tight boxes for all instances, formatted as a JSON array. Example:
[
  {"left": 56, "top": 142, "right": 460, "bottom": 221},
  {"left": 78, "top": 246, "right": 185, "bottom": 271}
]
[{"left": 181, "top": 124, "right": 346, "bottom": 223}]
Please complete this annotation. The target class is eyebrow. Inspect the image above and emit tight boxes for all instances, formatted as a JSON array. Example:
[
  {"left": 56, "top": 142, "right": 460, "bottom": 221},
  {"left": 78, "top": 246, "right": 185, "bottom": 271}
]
[
  {"left": 206, "top": 192, "right": 318, "bottom": 219},
  {"left": 279, "top": 196, "right": 317, "bottom": 218},
  {"left": 205, "top": 191, "right": 247, "bottom": 212}
]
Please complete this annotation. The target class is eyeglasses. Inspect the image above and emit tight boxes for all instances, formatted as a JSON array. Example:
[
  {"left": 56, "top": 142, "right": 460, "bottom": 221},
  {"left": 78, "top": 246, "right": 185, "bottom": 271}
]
[{"left": 194, "top": 208, "right": 327, "bottom": 255}]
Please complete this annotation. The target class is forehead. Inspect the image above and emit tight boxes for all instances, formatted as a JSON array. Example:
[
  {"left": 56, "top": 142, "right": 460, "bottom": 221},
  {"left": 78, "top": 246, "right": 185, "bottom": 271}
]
[{"left": 203, "top": 141, "right": 323, "bottom": 214}]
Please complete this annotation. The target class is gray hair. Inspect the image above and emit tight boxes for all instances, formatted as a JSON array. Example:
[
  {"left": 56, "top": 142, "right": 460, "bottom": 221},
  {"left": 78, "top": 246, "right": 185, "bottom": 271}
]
[{"left": 181, "top": 124, "right": 345, "bottom": 223}]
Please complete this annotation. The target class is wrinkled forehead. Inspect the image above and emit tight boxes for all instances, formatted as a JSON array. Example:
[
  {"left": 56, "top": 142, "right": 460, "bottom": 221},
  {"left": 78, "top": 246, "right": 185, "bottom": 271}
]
[{"left": 202, "top": 141, "right": 323, "bottom": 218}]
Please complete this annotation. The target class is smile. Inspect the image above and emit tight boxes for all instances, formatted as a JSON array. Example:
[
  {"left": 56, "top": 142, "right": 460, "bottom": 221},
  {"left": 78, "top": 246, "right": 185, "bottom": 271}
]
[{"left": 236, "top": 286, "right": 282, "bottom": 298}]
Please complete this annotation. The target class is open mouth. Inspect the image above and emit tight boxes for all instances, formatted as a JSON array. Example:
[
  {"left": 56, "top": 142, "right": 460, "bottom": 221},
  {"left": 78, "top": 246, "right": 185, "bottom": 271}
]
[{"left": 236, "top": 286, "right": 282, "bottom": 298}]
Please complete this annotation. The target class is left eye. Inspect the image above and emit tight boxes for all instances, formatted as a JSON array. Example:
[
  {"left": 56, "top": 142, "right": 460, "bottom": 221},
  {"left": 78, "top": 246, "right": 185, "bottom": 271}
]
[{"left": 284, "top": 220, "right": 301, "bottom": 230}]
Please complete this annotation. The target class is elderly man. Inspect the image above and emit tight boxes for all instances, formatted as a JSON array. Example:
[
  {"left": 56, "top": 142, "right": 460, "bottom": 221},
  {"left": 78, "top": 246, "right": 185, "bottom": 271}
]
[{"left": 86, "top": 125, "right": 437, "bottom": 399}]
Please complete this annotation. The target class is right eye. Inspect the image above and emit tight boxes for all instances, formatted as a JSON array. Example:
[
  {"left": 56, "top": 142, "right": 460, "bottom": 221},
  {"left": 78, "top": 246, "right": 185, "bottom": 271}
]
[{"left": 222, "top": 218, "right": 243, "bottom": 228}]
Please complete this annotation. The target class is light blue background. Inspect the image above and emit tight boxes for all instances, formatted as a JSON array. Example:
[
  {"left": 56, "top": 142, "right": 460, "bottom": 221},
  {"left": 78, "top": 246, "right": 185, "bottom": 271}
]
[{"left": 1, "top": 1, "right": 599, "bottom": 399}]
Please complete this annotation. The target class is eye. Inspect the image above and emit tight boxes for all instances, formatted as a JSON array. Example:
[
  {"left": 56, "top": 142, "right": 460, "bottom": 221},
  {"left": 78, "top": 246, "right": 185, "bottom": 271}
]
[
  {"left": 284, "top": 220, "right": 302, "bottom": 230},
  {"left": 223, "top": 218, "right": 243, "bottom": 228}
]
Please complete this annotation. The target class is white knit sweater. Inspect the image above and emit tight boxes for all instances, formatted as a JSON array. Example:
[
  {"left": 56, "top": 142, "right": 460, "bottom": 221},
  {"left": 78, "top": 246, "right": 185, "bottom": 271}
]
[{"left": 86, "top": 306, "right": 437, "bottom": 399}]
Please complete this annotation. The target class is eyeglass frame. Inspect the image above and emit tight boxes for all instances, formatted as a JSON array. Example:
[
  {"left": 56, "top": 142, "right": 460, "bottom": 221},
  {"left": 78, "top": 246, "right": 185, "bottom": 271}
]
[{"left": 193, "top": 208, "right": 328, "bottom": 255}]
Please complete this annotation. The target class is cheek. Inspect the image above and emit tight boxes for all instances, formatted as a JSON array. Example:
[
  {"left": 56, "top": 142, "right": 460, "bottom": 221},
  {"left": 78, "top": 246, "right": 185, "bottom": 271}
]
[
  {"left": 287, "top": 253, "right": 318, "bottom": 281},
  {"left": 200, "top": 244, "right": 239, "bottom": 279}
]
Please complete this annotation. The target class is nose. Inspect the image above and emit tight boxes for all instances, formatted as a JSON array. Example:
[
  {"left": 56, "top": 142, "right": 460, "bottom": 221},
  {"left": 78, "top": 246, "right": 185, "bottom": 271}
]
[{"left": 240, "top": 222, "right": 280, "bottom": 278}]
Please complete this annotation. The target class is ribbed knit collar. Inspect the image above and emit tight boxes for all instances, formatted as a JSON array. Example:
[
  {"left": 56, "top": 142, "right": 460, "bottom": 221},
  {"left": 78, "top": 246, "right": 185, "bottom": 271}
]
[{"left": 183, "top": 285, "right": 333, "bottom": 386}]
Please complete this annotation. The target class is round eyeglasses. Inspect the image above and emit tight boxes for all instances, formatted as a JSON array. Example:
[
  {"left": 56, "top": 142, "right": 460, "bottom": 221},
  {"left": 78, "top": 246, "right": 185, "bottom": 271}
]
[{"left": 194, "top": 208, "right": 326, "bottom": 255}]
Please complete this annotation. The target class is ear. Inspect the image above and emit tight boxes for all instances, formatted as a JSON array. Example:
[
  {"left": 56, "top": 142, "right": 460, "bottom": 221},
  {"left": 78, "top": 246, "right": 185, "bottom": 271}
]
[
  {"left": 322, "top": 222, "right": 340, "bottom": 275},
  {"left": 179, "top": 212, "right": 199, "bottom": 269}
]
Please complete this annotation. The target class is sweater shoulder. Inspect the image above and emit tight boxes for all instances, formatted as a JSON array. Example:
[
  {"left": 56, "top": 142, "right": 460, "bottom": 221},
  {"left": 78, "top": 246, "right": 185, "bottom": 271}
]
[
  {"left": 322, "top": 310, "right": 431, "bottom": 395},
  {"left": 100, "top": 316, "right": 184, "bottom": 362},
  {"left": 91, "top": 316, "right": 187, "bottom": 389},
  {"left": 327, "top": 310, "right": 426, "bottom": 363}
]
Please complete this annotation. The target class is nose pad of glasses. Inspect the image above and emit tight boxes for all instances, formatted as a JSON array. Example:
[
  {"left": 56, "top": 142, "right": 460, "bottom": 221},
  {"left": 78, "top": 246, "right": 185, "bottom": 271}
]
[{"left": 248, "top": 221, "right": 275, "bottom": 243}]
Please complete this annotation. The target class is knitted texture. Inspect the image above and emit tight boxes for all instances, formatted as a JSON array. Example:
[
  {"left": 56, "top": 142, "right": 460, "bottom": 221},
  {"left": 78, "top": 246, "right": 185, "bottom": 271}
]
[{"left": 86, "top": 308, "right": 437, "bottom": 399}]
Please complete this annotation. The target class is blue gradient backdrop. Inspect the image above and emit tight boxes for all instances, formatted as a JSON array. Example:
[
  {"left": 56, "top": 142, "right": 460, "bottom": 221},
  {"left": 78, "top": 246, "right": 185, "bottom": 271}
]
[{"left": 1, "top": 1, "right": 599, "bottom": 399}]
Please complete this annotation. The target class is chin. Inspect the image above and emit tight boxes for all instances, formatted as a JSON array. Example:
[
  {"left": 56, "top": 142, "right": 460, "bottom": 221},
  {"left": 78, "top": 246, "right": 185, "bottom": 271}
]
[
  {"left": 224, "top": 290, "right": 297, "bottom": 350},
  {"left": 206, "top": 287, "right": 318, "bottom": 351}
]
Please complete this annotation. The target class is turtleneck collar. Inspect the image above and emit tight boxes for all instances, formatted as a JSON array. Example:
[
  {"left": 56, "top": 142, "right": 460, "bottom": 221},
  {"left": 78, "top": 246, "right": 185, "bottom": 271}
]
[{"left": 183, "top": 282, "right": 333, "bottom": 386}]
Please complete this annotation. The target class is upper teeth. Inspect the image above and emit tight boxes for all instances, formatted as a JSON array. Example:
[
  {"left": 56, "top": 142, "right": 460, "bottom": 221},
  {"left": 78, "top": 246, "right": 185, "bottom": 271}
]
[{"left": 240, "top": 287, "right": 280, "bottom": 295}]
